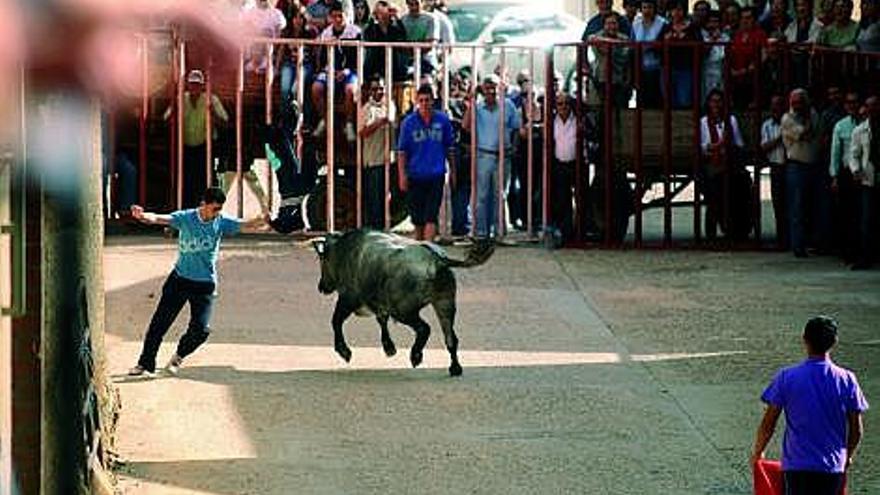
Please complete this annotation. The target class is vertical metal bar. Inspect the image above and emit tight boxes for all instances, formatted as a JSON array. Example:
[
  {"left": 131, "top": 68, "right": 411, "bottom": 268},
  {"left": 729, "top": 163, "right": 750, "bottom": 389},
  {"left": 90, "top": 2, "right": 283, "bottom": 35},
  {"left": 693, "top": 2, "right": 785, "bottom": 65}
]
[
  {"left": 469, "top": 46, "right": 478, "bottom": 237},
  {"left": 169, "top": 35, "right": 178, "bottom": 209},
  {"left": 498, "top": 48, "right": 507, "bottom": 239},
  {"left": 753, "top": 44, "right": 763, "bottom": 246},
  {"left": 603, "top": 39, "right": 613, "bottom": 247},
  {"left": 2, "top": 65, "right": 26, "bottom": 317},
  {"left": 356, "top": 43, "right": 364, "bottom": 229},
  {"left": 206, "top": 58, "right": 214, "bottom": 188},
  {"left": 139, "top": 35, "right": 148, "bottom": 206},
  {"left": 108, "top": 110, "right": 117, "bottom": 218},
  {"left": 440, "top": 44, "right": 451, "bottom": 237},
  {"left": 692, "top": 42, "right": 702, "bottom": 244},
  {"left": 633, "top": 44, "right": 643, "bottom": 247},
  {"left": 662, "top": 42, "right": 672, "bottom": 247},
  {"left": 384, "top": 45, "right": 393, "bottom": 231},
  {"left": 236, "top": 49, "right": 244, "bottom": 218},
  {"left": 327, "top": 45, "right": 336, "bottom": 232},
  {"left": 266, "top": 42, "right": 275, "bottom": 212},
  {"left": 721, "top": 45, "right": 732, "bottom": 244},
  {"left": 527, "top": 48, "right": 535, "bottom": 238},
  {"left": 296, "top": 43, "right": 305, "bottom": 163},
  {"left": 177, "top": 40, "right": 186, "bottom": 210},
  {"left": 543, "top": 51, "right": 553, "bottom": 234},
  {"left": 575, "top": 44, "right": 584, "bottom": 243},
  {"left": 414, "top": 46, "right": 422, "bottom": 97}
]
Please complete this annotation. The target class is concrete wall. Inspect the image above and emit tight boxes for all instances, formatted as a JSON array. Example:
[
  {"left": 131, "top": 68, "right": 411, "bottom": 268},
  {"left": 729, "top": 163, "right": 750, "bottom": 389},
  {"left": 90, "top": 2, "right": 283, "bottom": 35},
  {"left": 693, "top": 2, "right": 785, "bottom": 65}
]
[{"left": 23, "top": 95, "right": 113, "bottom": 495}]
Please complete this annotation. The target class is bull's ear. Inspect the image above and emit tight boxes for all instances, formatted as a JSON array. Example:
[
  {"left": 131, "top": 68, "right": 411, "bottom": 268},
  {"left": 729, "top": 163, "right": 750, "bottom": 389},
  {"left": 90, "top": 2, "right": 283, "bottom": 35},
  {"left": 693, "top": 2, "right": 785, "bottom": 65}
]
[{"left": 312, "top": 238, "right": 327, "bottom": 257}]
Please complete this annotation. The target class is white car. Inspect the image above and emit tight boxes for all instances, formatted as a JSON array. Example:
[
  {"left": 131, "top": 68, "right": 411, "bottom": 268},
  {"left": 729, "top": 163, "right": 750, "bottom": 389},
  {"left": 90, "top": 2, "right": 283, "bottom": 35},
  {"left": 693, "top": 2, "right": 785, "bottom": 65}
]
[{"left": 446, "top": 1, "right": 587, "bottom": 86}]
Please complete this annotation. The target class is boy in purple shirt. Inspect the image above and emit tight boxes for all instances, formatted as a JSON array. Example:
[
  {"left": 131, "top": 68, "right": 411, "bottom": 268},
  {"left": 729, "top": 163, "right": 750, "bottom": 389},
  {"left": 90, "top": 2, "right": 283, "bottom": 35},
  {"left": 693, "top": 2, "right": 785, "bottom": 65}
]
[{"left": 751, "top": 316, "right": 869, "bottom": 495}]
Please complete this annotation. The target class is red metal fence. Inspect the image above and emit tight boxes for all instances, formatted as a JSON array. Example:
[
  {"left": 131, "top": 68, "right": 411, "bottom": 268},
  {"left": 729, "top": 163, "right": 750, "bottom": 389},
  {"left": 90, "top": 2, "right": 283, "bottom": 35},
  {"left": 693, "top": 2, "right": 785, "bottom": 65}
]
[{"left": 110, "top": 30, "right": 880, "bottom": 248}]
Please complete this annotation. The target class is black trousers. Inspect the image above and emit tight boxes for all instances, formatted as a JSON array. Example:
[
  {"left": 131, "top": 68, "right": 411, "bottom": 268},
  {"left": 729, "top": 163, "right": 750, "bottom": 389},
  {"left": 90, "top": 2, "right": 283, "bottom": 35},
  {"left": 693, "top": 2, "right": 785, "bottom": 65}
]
[
  {"left": 183, "top": 144, "right": 208, "bottom": 209},
  {"left": 137, "top": 272, "right": 216, "bottom": 372},
  {"left": 551, "top": 159, "right": 575, "bottom": 241},
  {"left": 783, "top": 470, "right": 844, "bottom": 495}
]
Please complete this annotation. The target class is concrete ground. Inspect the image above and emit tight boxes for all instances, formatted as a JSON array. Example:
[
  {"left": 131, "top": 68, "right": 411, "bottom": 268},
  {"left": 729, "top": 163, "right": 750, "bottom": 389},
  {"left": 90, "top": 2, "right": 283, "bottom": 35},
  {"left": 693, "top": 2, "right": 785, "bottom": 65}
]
[{"left": 104, "top": 235, "right": 879, "bottom": 495}]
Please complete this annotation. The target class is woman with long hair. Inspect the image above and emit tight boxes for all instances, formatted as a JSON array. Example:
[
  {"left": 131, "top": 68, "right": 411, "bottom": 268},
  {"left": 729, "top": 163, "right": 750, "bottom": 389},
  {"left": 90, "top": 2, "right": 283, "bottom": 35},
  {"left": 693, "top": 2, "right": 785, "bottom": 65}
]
[
  {"left": 353, "top": 0, "right": 373, "bottom": 29},
  {"left": 277, "top": 3, "right": 319, "bottom": 103}
]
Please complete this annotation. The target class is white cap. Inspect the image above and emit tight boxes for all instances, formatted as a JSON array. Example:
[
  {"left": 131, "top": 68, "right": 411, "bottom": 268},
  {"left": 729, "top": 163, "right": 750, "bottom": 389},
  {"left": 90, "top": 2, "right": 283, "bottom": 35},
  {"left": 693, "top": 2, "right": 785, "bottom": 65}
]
[{"left": 187, "top": 69, "right": 205, "bottom": 84}]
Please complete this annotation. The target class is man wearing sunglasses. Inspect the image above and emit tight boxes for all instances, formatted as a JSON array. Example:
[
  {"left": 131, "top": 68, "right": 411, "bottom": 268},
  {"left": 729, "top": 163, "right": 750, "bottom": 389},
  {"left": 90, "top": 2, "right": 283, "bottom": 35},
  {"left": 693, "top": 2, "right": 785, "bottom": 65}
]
[{"left": 127, "top": 187, "right": 269, "bottom": 377}]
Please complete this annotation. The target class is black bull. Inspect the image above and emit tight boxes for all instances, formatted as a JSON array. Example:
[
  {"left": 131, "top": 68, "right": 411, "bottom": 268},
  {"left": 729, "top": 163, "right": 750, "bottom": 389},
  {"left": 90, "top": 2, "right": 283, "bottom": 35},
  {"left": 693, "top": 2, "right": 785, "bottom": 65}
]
[{"left": 313, "top": 229, "right": 494, "bottom": 376}]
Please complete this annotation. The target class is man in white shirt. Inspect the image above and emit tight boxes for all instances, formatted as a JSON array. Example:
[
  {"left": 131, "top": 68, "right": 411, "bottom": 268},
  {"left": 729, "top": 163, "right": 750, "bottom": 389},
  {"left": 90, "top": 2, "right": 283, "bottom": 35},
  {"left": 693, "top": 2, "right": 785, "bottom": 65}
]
[
  {"left": 829, "top": 91, "right": 862, "bottom": 263},
  {"left": 761, "top": 94, "right": 788, "bottom": 247},
  {"left": 359, "top": 78, "right": 397, "bottom": 228},
  {"left": 311, "top": 1, "right": 362, "bottom": 142},
  {"left": 551, "top": 94, "right": 578, "bottom": 243},
  {"left": 782, "top": 88, "right": 823, "bottom": 257},
  {"left": 848, "top": 95, "right": 879, "bottom": 269}
]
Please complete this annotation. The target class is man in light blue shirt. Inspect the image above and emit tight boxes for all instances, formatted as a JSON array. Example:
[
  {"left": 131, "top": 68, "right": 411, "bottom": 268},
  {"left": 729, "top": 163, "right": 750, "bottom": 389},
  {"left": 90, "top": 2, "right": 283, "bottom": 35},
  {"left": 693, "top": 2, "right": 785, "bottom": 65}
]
[
  {"left": 829, "top": 92, "right": 861, "bottom": 263},
  {"left": 630, "top": 0, "right": 667, "bottom": 107},
  {"left": 462, "top": 74, "right": 522, "bottom": 238},
  {"left": 128, "top": 187, "right": 268, "bottom": 376},
  {"left": 752, "top": 316, "right": 868, "bottom": 495}
]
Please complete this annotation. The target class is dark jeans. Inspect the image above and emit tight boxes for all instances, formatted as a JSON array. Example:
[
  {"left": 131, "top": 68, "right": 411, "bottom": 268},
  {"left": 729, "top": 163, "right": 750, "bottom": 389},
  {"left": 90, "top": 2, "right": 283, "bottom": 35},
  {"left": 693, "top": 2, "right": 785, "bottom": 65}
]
[
  {"left": 638, "top": 69, "right": 662, "bottom": 108},
  {"left": 183, "top": 144, "right": 209, "bottom": 209},
  {"left": 137, "top": 271, "right": 216, "bottom": 372},
  {"left": 832, "top": 169, "right": 859, "bottom": 260},
  {"left": 786, "top": 162, "right": 832, "bottom": 254},
  {"left": 783, "top": 470, "right": 844, "bottom": 495},
  {"left": 363, "top": 165, "right": 386, "bottom": 229},
  {"left": 857, "top": 184, "right": 878, "bottom": 266},
  {"left": 551, "top": 159, "right": 575, "bottom": 241},
  {"left": 451, "top": 179, "right": 471, "bottom": 236},
  {"left": 770, "top": 163, "right": 787, "bottom": 248}
]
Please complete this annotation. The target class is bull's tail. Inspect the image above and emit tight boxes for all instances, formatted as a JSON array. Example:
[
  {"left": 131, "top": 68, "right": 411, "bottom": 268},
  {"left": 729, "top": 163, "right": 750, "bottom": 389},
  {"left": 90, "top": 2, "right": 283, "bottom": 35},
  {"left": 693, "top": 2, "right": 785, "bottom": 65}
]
[{"left": 425, "top": 239, "right": 495, "bottom": 269}]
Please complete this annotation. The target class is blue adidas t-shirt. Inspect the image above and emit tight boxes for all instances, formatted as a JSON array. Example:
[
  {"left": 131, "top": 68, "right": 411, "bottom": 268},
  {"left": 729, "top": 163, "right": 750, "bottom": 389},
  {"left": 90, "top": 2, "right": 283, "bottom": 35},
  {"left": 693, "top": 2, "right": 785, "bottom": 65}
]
[
  {"left": 170, "top": 209, "right": 241, "bottom": 284},
  {"left": 397, "top": 110, "right": 454, "bottom": 180}
]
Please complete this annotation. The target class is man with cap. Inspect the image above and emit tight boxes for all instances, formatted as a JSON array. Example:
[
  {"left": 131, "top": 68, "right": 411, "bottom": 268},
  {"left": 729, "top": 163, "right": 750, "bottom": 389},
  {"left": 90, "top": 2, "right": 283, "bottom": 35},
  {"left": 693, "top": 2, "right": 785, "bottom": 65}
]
[
  {"left": 164, "top": 69, "right": 231, "bottom": 209},
  {"left": 751, "top": 316, "right": 868, "bottom": 495},
  {"left": 582, "top": 0, "right": 632, "bottom": 40},
  {"left": 462, "top": 73, "right": 522, "bottom": 239}
]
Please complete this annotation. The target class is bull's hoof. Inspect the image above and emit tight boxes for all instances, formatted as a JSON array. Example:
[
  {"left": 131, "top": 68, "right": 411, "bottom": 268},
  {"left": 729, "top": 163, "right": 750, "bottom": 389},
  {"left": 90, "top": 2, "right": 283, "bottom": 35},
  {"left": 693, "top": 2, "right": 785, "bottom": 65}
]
[
  {"left": 382, "top": 340, "right": 397, "bottom": 357},
  {"left": 410, "top": 351, "right": 423, "bottom": 368},
  {"left": 335, "top": 344, "right": 352, "bottom": 363},
  {"left": 449, "top": 363, "right": 463, "bottom": 377}
]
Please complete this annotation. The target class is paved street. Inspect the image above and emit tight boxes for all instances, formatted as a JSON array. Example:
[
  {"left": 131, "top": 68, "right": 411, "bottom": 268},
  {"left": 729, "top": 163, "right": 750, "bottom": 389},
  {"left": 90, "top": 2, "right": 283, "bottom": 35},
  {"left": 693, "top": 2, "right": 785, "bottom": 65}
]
[{"left": 104, "top": 236, "right": 878, "bottom": 494}]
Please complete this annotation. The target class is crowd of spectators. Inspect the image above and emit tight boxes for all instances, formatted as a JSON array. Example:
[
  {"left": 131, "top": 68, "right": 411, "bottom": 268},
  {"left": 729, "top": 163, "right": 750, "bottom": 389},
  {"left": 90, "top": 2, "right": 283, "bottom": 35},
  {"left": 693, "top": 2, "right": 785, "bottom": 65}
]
[{"left": 108, "top": 0, "right": 878, "bottom": 268}]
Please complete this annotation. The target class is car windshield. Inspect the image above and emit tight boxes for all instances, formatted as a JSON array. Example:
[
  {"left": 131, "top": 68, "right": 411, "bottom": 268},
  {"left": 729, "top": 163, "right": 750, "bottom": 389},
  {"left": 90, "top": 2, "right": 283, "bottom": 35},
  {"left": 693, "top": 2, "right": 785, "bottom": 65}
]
[{"left": 447, "top": 3, "right": 515, "bottom": 42}]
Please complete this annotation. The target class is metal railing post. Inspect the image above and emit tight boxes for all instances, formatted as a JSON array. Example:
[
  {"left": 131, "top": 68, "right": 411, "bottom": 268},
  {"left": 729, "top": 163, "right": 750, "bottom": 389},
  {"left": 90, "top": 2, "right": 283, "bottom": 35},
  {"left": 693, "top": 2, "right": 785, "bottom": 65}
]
[
  {"left": 236, "top": 49, "right": 244, "bottom": 218},
  {"left": 139, "top": 35, "right": 148, "bottom": 206},
  {"left": 176, "top": 40, "right": 186, "bottom": 210},
  {"left": 265, "top": 43, "right": 275, "bottom": 212},
  {"left": 384, "top": 45, "right": 393, "bottom": 231},
  {"left": 356, "top": 43, "right": 364, "bottom": 229},
  {"left": 206, "top": 58, "right": 214, "bottom": 188},
  {"left": 498, "top": 48, "right": 507, "bottom": 239},
  {"left": 327, "top": 45, "right": 336, "bottom": 232}
]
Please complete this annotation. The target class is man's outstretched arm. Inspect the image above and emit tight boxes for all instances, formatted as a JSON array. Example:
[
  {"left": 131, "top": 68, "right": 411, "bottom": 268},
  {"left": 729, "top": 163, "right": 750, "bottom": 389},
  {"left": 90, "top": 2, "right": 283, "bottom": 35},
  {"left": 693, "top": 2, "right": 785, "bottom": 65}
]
[
  {"left": 751, "top": 404, "right": 782, "bottom": 465},
  {"left": 130, "top": 205, "right": 172, "bottom": 226}
]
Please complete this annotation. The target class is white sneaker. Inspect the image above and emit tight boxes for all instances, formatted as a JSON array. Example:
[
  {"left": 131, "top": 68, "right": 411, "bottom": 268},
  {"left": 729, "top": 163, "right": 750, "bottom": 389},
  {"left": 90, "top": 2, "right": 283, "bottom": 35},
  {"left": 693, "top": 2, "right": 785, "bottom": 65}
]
[
  {"left": 128, "top": 364, "right": 154, "bottom": 377},
  {"left": 165, "top": 354, "right": 183, "bottom": 376},
  {"left": 313, "top": 119, "right": 326, "bottom": 137},
  {"left": 345, "top": 122, "right": 357, "bottom": 143}
]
